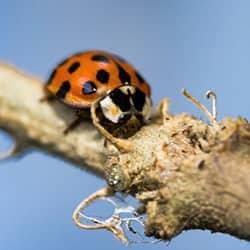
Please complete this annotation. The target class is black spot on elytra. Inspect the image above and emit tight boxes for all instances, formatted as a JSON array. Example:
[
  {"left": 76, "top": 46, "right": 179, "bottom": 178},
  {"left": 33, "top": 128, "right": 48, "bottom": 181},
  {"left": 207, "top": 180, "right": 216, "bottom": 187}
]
[
  {"left": 47, "top": 69, "right": 57, "bottom": 85},
  {"left": 82, "top": 81, "right": 97, "bottom": 94},
  {"left": 135, "top": 71, "right": 145, "bottom": 84},
  {"left": 91, "top": 54, "right": 109, "bottom": 63},
  {"left": 132, "top": 88, "right": 145, "bottom": 111},
  {"left": 96, "top": 69, "right": 110, "bottom": 84},
  {"left": 56, "top": 81, "right": 71, "bottom": 99},
  {"left": 68, "top": 61, "right": 80, "bottom": 74},
  {"left": 110, "top": 88, "right": 131, "bottom": 112},
  {"left": 116, "top": 63, "right": 131, "bottom": 84}
]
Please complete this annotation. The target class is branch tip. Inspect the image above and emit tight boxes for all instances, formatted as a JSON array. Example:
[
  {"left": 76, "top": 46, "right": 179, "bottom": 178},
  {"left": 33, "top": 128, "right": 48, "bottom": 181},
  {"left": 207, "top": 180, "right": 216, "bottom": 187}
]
[{"left": 0, "top": 141, "right": 26, "bottom": 160}]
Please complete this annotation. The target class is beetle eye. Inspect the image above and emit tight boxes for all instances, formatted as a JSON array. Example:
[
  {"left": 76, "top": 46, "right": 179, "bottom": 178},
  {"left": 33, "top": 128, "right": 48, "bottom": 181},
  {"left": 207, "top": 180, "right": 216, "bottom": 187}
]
[{"left": 132, "top": 88, "right": 145, "bottom": 111}]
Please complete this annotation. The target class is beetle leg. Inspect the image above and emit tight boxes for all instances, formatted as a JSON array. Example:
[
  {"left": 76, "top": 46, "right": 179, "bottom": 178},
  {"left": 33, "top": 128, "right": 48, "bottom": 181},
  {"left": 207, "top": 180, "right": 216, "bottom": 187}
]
[
  {"left": 63, "top": 110, "right": 85, "bottom": 135},
  {"left": 40, "top": 88, "right": 56, "bottom": 103}
]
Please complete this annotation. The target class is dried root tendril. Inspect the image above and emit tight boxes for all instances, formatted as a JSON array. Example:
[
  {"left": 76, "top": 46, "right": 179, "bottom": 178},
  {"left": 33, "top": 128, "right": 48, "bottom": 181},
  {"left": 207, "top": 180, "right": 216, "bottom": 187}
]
[
  {"left": 182, "top": 89, "right": 219, "bottom": 129},
  {"left": 206, "top": 90, "right": 217, "bottom": 122},
  {"left": 72, "top": 187, "right": 158, "bottom": 245}
]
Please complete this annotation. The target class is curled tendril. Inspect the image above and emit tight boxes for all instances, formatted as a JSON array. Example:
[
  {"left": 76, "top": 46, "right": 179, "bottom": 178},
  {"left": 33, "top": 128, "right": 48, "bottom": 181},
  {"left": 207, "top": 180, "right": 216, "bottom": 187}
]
[{"left": 72, "top": 187, "right": 159, "bottom": 245}]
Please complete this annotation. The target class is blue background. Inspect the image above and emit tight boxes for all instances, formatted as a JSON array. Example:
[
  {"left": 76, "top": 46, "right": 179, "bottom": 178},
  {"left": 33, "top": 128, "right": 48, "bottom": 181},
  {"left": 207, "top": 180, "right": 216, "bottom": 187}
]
[{"left": 0, "top": 1, "right": 249, "bottom": 249}]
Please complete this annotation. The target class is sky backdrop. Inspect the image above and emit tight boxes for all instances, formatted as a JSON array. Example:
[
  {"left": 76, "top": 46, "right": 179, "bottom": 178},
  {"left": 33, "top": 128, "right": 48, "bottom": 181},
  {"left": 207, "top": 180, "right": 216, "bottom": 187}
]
[{"left": 0, "top": 1, "right": 249, "bottom": 250}]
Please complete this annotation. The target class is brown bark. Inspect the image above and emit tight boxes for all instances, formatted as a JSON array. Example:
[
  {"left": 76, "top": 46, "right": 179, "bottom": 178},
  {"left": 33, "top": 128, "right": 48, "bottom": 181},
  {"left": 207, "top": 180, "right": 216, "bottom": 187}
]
[
  {"left": 106, "top": 115, "right": 250, "bottom": 240},
  {"left": 0, "top": 63, "right": 249, "bottom": 242},
  {"left": 0, "top": 63, "right": 105, "bottom": 176}
]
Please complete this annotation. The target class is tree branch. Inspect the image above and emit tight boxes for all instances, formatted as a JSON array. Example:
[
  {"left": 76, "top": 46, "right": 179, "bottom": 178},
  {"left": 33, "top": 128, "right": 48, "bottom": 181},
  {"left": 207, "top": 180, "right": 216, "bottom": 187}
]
[
  {"left": 0, "top": 63, "right": 105, "bottom": 176},
  {"left": 0, "top": 63, "right": 249, "bottom": 243}
]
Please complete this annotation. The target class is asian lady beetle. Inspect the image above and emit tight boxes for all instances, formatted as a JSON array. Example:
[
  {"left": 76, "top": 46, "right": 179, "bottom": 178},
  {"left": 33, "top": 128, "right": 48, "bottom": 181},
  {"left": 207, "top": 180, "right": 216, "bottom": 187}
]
[{"left": 46, "top": 50, "right": 152, "bottom": 138}]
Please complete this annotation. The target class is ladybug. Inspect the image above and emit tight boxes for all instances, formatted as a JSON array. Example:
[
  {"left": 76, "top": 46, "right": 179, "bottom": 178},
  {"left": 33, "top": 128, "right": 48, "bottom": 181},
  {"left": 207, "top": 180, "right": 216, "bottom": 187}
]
[{"left": 45, "top": 50, "right": 152, "bottom": 138}]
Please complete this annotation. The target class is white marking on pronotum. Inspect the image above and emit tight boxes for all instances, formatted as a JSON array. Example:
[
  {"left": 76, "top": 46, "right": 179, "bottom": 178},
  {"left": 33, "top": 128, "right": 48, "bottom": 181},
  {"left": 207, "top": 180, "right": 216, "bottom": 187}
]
[{"left": 100, "top": 96, "right": 123, "bottom": 123}]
